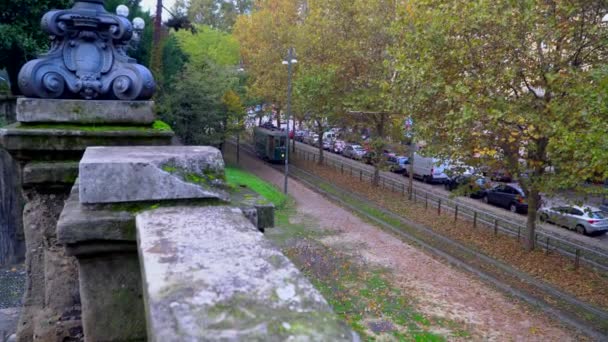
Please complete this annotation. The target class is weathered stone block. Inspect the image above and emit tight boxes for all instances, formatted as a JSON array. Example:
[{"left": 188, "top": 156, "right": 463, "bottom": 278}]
[
  {"left": 57, "top": 183, "right": 137, "bottom": 246},
  {"left": 136, "top": 206, "right": 357, "bottom": 341},
  {"left": 17, "top": 98, "right": 155, "bottom": 124},
  {"left": 22, "top": 161, "right": 79, "bottom": 186},
  {"left": 78, "top": 253, "right": 146, "bottom": 342},
  {"left": 0, "top": 123, "right": 173, "bottom": 155},
  {"left": 79, "top": 146, "right": 229, "bottom": 204}
]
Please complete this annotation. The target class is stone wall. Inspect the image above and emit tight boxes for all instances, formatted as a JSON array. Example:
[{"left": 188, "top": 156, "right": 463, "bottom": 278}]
[
  {"left": 0, "top": 149, "right": 24, "bottom": 266},
  {"left": 0, "top": 95, "right": 16, "bottom": 126}
]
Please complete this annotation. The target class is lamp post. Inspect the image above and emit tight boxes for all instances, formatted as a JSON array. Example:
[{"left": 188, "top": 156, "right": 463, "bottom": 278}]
[
  {"left": 116, "top": 5, "right": 146, "bottom": 49},
  {"left": 282, "top": 48, "right": 297, "bottom": 194}
]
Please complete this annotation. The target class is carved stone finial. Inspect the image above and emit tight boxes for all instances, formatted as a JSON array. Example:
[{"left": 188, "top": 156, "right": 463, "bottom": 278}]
[{"left": 18, "top": 0, "right": 155, "bottom": 100}]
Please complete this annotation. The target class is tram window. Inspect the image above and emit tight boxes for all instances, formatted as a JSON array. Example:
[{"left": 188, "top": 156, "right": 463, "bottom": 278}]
[{"left": 278, "top": 136, "right": 286, "bottom": 147}]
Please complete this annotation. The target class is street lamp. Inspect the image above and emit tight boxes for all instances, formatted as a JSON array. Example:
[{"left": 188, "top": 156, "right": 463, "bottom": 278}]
[
  {"left": 282, "top": 47, "right": 297, "bottom": 194},
  {"left": 116, "top": 5, "right": 146, "bottom": 49}
]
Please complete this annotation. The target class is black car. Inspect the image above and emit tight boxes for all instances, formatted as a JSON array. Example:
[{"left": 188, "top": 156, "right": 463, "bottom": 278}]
[
  {"left": 444, "top": 175, "right": 487, "bottom": 198},
  {"left": 387, "top": 156, "right": 409, "bottom": 174},
  {"left": 481, "top": 183, "right": 528, "bottom": 214}
]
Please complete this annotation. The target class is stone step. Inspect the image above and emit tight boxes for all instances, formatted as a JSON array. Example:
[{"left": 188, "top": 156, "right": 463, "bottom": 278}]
[
  {"left": 78, "top": 146, "right": 228, "bottom": 204},
  {"left": 0, "top": 123, "right": 173, "bottom": 154},
  {"left": 16, "top": 98, "right": 155, "bottom": 125},
  {"left": 22, "top": 161, "right": 79, "bottom": 187}
]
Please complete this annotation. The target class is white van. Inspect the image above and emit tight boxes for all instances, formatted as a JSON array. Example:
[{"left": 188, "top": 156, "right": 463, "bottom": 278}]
[
  {"left": 409, "top": 153, "right": 449, "bottom": 184},
  {"left": 322, "top": 131, "right": 336, "bottom": 142}
]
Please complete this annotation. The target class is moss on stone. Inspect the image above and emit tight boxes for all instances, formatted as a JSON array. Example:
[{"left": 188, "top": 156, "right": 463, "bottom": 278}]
[
  {"left": 152, "top": 120, "right": 172, "bottom": 132},
  {"left": 71, "top": 104, "right": 84, "bottom": 116},
  {"left": 106, "top": 199, "right": 225, "bottom": 214},
  {"left": 15, "top": 122, "right": 172, "bottom": 133},
  {"left": 159, "top": 162, "right": 227, "bottom": 189},
  {"left": 202, "top": 295, "right": 349, "bottom": 339},
  {"left": 109, "top": 288, "right": 147, "bottom": 335}
]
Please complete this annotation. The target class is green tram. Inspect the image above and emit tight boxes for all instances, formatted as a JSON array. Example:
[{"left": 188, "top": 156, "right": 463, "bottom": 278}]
[{"left": 253, "top": 126, "right": 287, "bottom": 163}]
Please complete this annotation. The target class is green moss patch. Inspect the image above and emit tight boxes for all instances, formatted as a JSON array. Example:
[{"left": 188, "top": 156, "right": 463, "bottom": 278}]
[
  {"left": 225, "top": 166, "right": 287, "bottom": 208},
  {"left": 152, "top": 120, "right": 172, "bottom": 131},
  {"left": 16, "top": 122, "right": 172, "bottom": 133}
]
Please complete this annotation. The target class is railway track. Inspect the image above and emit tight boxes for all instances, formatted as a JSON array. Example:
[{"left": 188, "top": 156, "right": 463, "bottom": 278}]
[{"left": 230, "top": 140, "right": 608, "bottom": 340}]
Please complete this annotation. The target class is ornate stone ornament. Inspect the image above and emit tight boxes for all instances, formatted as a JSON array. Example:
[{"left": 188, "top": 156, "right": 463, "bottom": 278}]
[{"left": 18, "top": 0, "right": 155, "bottom": 100}]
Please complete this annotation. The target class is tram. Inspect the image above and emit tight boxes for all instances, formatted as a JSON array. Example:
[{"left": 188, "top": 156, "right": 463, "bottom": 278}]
[{"left": 253, "top": 126, "right": 287, "bottom": 163}]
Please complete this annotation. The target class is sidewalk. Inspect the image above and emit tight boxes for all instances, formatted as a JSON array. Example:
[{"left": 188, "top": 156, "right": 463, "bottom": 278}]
[{"left": 223, "top": 144, "right": 577, "bottom": 341}]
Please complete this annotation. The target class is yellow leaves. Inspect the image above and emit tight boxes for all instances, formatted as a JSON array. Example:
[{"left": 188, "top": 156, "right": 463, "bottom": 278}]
[{"left": 474, "top": 147, "right": 497, "bottom": 157}]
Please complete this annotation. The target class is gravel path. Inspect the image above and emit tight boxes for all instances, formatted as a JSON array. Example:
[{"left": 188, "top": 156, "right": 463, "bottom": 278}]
[
  {"left": 0, "top": 264, "right": 24, "bottom": 341},
  {"left": 225, "top": 143, "right": 579, "bottom": 341},
  {"left": 0, "top": 264, "right": 24, "bottom": 309}
]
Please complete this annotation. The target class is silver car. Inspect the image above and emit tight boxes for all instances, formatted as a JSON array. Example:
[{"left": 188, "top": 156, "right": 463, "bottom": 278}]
[
  {"left": 343, "top": 144, "right": 366, "bottom": 160},
  {"left": 539, "top": 205, "right": 608, "bottom": 235}
]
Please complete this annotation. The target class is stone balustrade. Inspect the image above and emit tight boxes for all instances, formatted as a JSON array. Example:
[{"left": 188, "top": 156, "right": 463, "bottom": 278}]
[{"left": 55, "top": 145, "right": 356, "bottom": 341}]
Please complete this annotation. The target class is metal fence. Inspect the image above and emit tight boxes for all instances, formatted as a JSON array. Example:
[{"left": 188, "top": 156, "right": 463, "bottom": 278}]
[{"left": 291, "top": 146, "right": 608, "bottom": 273}]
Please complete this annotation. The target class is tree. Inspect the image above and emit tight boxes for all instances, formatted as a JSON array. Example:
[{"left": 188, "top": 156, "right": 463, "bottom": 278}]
[
  {"left": 294, "top": 65, "right": 340, "bottom": 164},
  {"left": 0, "top": 0, "right": 72, "bottom": 95},
  {"left": 157, "top": 24, "right": 242, "bottom": 146},
  {"left": 391, "top": 0, "right": 608, "bottom": 251},
  {"left": 157, "top": 61, "right": 239, "bottom": 145},
  {"left": 222, "top": 89, "right": 246, "bottom": 162},
  {"left": 174, "top": 24, "right": 240, "bottom": 67},
  {"left": 233, "top": 0, "right": 304, "bottom": 128},
  {"left": 174, "top": 0, "right": 252, "bottom": 32}
]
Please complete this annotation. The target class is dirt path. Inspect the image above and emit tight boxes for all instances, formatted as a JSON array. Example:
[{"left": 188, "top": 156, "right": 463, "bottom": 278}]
[{"left": 224, "top": 145, "right": 578, "bottom": 341}]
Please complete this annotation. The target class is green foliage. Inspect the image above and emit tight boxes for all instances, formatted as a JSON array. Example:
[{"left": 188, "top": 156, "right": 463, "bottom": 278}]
[
  {"left": 390, "top": 0, "right": 608, "bottom": 250},
  {"left": 0, "top": 0, "right": 73, "bottom": 94},
  {"left": 176, "top": 0, "right": 252, "bottom": 32},
  {"left": 157, "top": 61, "right": 239, "bottom": 146},
  {"left": 225, "top": 167, "right": 287, "bottom": 207},
  {"left": 175, "top": 24, "right": 240, "bottom": 67},
  {"left": 158, "top": 23, "right": 244, "bottom": 146},
  {"left": 152, "top": 120, "right": 172, "bottom": 131},
  {"left": 160, "top": 35, "right": 188, "bottom": 90}
]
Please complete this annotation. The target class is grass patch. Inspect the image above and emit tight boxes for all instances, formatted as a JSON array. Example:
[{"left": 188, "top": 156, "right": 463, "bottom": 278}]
[
  {"left": 225, "top": 166, "right": 287, "bottom": 208},
  {"left": 266, "top": 198, "right": 464, "bottom": 340}
]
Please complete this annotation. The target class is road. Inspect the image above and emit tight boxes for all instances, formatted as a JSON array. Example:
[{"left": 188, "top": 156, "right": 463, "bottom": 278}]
[{"left": 292, "top": 141, "right": 608, "bottom": 252}]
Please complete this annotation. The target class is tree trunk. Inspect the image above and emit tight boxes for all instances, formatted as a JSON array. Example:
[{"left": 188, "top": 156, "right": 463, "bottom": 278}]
[
  {"left": 408, "top": 145, "right": 415, "bottom": 200},
  {"left": 275, "top": 108, "right": 281, "bottom": 128},
  {"left": 236, "top": 133, "right": 240, "bottom": 164},
  {"left": 373, "top": 167, "right": 380, "bottom": 187},
  {"left": 317, "top": 123, "right": 324, "bottom": 165},
  {"left": 525, "top": 186, "right": 540, "bottom": 251}
]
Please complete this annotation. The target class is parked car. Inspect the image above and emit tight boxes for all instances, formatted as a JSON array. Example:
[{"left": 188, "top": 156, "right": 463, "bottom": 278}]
[
  {"left": 322, "top": 139, "right": 332, "bottom": 150},
  {"left": 490, "top": 169, "right": 513, "bottom": 182},
  {"left": 387, "top": 156, "right": 409, "bottom": 174},
  {"left": 363, "top": 151, "right": 377, "bottom": 165},
  {"left": 444, "top": 175, "right": 488, "bottom": 199},
  {"left": 303, "top": 133, "right": 319, "bottom": 146},
  {"left": 383, "top": 149, "right": 396, "bottom": 158},
  {"left": 481, "top": 183, "right": 528, "bottom": 214},
  {"left": 539, "top": 205, "right": 608, "bottom": 235},
  {"left": 406, "top": 153, "right": 449, "bottom": 184},
  {"left": 332, "top": 140, "right": 346, "bottom": 154},
  {"left": 294, "top": 130, "right": 307, "bottom": 142},
  {"left": 343, "top": 144, "right": 366, "bottom": 160}
]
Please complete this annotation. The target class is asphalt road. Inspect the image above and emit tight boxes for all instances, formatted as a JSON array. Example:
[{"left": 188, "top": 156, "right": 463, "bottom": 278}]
[{"left": 292, "top": 140, "right": 608, "bottom": 252}]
